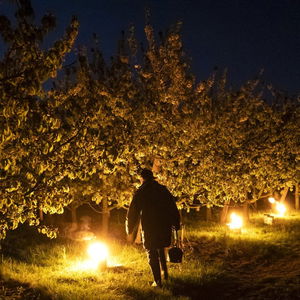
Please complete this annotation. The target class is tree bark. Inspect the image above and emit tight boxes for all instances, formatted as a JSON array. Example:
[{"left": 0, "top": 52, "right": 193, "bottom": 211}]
[
  {"left": 39, "top": 208, "right": 44, "bottom": 221},
  {"left": 253, "top": 200, "right": 257, "bottom": 210},
  {"left": 102, "top": 198, "right": 110, "bottom": 237},
  {"left": 206, "top": 206, "right": 212, "bottom": 221},
  {"left": 220, "top": 200, "right": 230, "bottom": 224},
  {"left": 71, "top": 206, "right": 77, "bottom": 223},
  {"left": 295, "top": 183, "right": 299, "bottom": 210},
  {"left": 242, "top": 201, "right": 250, "bottom": 224},
  {"left": 280, "top": 187, "right": 289, "bottom": 203}
]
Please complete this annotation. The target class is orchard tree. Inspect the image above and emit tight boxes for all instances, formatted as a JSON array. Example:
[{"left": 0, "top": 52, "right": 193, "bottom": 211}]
[
  {"left": 47, "top": 22, "right": 197, "bottom": 235},
  {"left": 0, "top": 0, "right": 78, "bottom": 239},
  {"left": 49, "top": 33, "right": 141, "bottom": 235},
  {"left": 150, "top": 67, "right": 298, "bottom": 223},
  {"left": 268, "top": 91, "right": 300, "bottom": 205},
  {"left": 65, "top": 23, "right": 300, "bottom": 227},
  {"left": 130, "top": 22, "right": 196, "bottom": 194}
]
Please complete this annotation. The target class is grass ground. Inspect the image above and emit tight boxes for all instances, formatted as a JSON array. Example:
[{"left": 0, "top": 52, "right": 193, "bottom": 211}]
[{"left": 1, "top": 210, "right": 300, "bottom": 299}]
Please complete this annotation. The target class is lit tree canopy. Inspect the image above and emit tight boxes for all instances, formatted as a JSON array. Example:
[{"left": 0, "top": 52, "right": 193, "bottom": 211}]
[
  {"left": 0, "top": 0, "right": 78, "bottom": 238},
  {"left": 0, "top": 2, "right": 299, "bottom": 239}
]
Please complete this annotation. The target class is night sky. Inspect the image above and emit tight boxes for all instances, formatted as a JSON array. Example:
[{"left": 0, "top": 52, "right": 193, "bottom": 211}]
[{"left": 1, "top": 0, "right": 299, "bottom": 94}]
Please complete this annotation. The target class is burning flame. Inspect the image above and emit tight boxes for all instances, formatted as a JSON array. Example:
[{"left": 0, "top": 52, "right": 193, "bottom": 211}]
[
  {"left": 268, "top": 197, "right": 286, "bottom": 217},
  {"left": 275, "top": 202, "right": 286, "bottom": 217},
  {"left": 87, "top": 241, "right": 109, "bottom": 264},
  {"left": 69, "top": 241, "right": 110, "bottom": 272},
  {"left": 227, "top": 212, "right": 243, "bottom": 230}
]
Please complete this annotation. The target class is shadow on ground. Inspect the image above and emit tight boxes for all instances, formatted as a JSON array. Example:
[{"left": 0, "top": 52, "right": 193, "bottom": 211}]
[
  {"left": 121, "top": 286, "right": 168, "bottom": 300},
  {"left": 120, "top": 274, "right": 237, "bottom": 300},
  {"left": 0, "top": 276, "right": 52, "bottom": 300},
  {"left": 168, "top": 275, "right": 237, "bottom": 300}
]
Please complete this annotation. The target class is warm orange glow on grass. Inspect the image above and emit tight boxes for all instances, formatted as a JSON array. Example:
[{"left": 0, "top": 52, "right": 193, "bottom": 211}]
[
  {"left": 227, "top": 212, "right": 243, "bottom": 230},
  {"left": 73, "top": 259, "right": 99, "bottom": 271}
]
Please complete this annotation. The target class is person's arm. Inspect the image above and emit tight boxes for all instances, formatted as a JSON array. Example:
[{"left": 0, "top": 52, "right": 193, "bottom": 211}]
[{"left": 126, "top": 192, "right": 141, "bottom": 235}]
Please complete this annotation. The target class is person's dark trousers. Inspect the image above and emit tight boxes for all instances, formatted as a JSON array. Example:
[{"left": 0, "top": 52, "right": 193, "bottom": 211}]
[{"left": 147, "top": 248, "right": 168, "bottom": 285}]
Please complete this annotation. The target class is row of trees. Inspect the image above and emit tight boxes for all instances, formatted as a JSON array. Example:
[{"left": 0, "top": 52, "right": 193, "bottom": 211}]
[{"left": 1, "top": 1, "right": 299, "bottom": 238}]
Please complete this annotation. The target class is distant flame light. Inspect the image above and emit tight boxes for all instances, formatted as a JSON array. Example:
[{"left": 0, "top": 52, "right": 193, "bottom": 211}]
[
  {"left": 227, "top": 212, "right": 243, "bottom": 230},
  {"left": 268, "top": 197, "right": 276, "bottom": 204},
  {"left": 275, "top": 202, "right": 286, "bottom": 217},
  {"left": 268, "top": 197, "right": 287, "bottom": 217}
]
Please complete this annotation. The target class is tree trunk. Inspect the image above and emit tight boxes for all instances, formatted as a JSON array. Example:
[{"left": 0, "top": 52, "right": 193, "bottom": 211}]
[
  {"left": 180, "top": 224, "right": 185, "bottom": 247},
  {"left": 242, "top": 201, "right": 250, "bottom": 224},
  {"left": 220, "top": 200, "right": 230, "bottom": 224},
  {"left": 102, "top": 198, "right": 110, "bottom": 237},
  {"left": 206, "top": 206, "right": 212, "bottom": 221},
  {"left": 179, "top": 209, "right": 183, "bottom": 226},
  {"left": 253, "top": 200, "right": 257, "bottom": 210},
  {"left": 39, "top": 208, "right": 44, "bottom": 221},
  {"left": 71, "top": 206, "right": 77, "bottom": 223},
  {"left": 295, "top": 183, "right": 299, "bottom": 210},
  {"left": 280, "top": 187, "right": 289, "bottom": 203}
]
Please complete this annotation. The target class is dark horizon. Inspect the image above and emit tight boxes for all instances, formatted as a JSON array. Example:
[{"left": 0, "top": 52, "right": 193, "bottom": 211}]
[{"left": 1, "top": 0, "right": 299, "bottom": 95}]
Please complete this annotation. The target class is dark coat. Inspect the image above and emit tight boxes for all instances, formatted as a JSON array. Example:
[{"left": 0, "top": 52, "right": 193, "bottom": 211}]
[{"left": 126, "top": 179, "right": 180, "bottom": 250}]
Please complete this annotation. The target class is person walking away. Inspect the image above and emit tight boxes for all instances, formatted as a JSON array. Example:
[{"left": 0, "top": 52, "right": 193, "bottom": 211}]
[{"left": 126, "top": 168, "right": 180, "bottom": 287}]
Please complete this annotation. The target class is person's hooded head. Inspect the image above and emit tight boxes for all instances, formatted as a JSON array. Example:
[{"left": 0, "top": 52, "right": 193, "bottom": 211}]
[{"left": 140, "top": 168, "right": 155, "bottom": 183}]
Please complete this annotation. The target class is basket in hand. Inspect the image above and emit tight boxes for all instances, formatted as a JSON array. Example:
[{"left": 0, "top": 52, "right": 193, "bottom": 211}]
[{"left": 168, "top": 229, "right": 183, "bottom": 263}]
